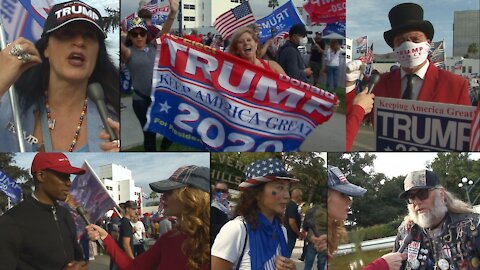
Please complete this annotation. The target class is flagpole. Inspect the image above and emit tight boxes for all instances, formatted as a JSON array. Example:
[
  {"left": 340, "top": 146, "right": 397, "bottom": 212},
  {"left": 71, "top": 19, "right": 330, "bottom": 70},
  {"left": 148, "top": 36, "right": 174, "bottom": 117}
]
[
  {"left": 7, "top": 197, "right": 11, "bottom": 210},
  {"left": 0, "top": 18, "right": 26, "bottom": 152},
  {"left": 178, "top": 0, "right": 182, "bottom": 35}
]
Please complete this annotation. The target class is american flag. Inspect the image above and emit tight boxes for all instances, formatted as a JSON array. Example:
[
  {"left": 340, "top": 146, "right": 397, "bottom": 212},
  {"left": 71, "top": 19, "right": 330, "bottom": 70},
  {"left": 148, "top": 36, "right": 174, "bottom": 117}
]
[
  {"left": 429, "top": 41, "right": 446, "bottom": 69},
  {"left": 214, "top": 1, "right": 256, "bottom": 39},
  {"left": 355, "top": 35, "right": 367, "bottom": 53},
  {"left": 275, "top": 31, "right": 289, "bottom": 39},
  {"left": 470, "top": 103, "right": 479, "bottom": 151},
  {"left": 143, "top": 0, "right": 158, "bottom": 12}
]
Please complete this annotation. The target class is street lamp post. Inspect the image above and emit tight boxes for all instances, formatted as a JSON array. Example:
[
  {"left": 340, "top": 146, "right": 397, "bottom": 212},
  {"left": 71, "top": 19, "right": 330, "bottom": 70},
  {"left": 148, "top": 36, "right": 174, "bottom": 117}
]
[{"left": 458, "top": 177, "right": 479, "bottom": 204}]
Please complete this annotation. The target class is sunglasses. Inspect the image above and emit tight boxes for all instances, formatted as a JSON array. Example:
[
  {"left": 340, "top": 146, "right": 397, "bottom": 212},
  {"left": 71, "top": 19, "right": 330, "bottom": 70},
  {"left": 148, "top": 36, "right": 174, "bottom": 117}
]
[
  {"left": 405, "top": 189, "right": 433, "bottom": 204},
  {"left": 215, "top": 188, "right": 228, "bottom": 194},
  {"left": 130, "top": 31, "right": 146, "bottom": 38}
]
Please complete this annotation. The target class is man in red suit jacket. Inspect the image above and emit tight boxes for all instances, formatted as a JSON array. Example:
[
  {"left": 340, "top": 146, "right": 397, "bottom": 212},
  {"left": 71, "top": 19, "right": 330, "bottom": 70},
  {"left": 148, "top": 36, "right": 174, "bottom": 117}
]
[{"left": 346, "top": 3, "right": 471, "bottom": 150}]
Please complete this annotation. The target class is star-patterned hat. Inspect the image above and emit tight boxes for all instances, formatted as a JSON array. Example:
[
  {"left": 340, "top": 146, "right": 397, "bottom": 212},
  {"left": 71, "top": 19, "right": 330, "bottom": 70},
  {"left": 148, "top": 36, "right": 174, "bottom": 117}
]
[
  {"left": 239, "top": 157, "right": 299, "bottom": 190},
  {"left": 328, "top": 165, "right": 366, "bottom": 197}
]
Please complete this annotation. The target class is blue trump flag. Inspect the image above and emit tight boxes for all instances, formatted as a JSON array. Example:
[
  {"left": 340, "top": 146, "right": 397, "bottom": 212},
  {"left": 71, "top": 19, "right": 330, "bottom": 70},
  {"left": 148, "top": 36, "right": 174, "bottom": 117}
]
[
  {"left": 256, "top": 0, "right": 304, "bottom": 44},
  {"left": 0, "top": 0, "right": 44, "bottom": 43},
  {"left": 0, "top": 170, "right": 22, "bottom": 204},
  {"left": 18, "top": 0, "right": 50, "bottom": 27},
  {"left": 322, "top": 22, "right": 345, "bottom": 38}
]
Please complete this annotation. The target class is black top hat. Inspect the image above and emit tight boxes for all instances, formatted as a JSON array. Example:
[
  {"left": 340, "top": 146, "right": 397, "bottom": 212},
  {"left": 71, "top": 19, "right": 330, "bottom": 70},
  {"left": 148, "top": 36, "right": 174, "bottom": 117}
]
[{"left": 383, "top": 3, "right": 434, "bottom": 48}]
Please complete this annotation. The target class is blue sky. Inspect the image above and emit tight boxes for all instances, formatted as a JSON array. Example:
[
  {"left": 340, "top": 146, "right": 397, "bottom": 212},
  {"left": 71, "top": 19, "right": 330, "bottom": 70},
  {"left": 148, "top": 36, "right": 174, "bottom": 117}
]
[
  {"left": 347, "top": 0, "right": 480, "bottom": 55},
  {"left": 11, "top": 153, "right": 210, "bottom": 196},
  {"left": 371, "top": 152, "right": 480, "bottom": 178}
]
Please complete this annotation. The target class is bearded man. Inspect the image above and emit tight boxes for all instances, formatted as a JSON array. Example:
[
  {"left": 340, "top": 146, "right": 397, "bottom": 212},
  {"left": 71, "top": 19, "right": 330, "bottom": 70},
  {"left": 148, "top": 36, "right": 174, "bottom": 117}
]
[{"left": 394, "top": 170, "right": 480, "bottom": 270}]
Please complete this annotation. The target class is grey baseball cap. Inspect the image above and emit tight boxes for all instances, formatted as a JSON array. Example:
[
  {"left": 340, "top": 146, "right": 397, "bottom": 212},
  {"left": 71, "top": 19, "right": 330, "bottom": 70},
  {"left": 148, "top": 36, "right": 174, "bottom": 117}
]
[
  {"left": 399, "top": 170, "right": 440, "bottom": 198},
  {"left": 149, "top": 165, "right": 210, "bottom": 193},
  {"left": 327, "top": 165, "right": 367, "bottom": 197}
]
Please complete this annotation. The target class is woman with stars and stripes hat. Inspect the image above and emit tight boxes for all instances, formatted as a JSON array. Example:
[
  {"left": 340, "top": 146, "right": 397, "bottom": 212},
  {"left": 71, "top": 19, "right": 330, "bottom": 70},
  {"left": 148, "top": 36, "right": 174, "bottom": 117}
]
[{"left": 212, "top": 157, "right": 298, "bottom": 270}]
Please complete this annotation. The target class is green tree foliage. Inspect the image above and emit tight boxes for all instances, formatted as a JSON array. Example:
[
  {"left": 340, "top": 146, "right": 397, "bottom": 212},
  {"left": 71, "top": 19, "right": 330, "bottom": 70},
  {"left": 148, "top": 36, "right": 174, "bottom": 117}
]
[
  {"left": 0, "top": 153, "right": 32, "bottom": 211},
  {"left": 328, "top": 153, "right": 406, "bottom": 228},
  {"left": 103, "top": 7, "right": 120, "bottom": 33},
  {"left": 268, "top": 0, "right": 279, "bottom": 10},
  {"left": 149, "top": 191, "right": 159, "bottom": 200},
  {"left": 427, "top": 152, "right": 480, "bottom": 204},
  {"left": 467, "top": 43, "right": 479, "bottom": 58}
]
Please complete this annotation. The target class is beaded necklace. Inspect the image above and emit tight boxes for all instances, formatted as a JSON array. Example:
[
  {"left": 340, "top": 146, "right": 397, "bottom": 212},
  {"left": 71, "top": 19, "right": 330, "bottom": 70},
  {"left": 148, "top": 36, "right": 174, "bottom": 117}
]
[{"left": 44, "top": 92, "right": 88, "bottom": 152}]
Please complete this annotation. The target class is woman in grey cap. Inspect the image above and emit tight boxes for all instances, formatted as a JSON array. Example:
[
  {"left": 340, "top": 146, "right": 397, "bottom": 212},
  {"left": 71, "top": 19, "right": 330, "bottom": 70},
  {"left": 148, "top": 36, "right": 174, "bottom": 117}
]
[
  {"left": 86, "top": 165, "right": 210, "bottom": 270},
  {"left": 212, "top": 157, "right": 297, "bottom": 270},
  {"left": 121, "top": 0, "right": 178, "bottom": 151},
  {"left": 327, "top": 165, "right": 406, "bottom": 270},
  {"left": 0, "top": 0, "right": 120, "bottom": 152}
]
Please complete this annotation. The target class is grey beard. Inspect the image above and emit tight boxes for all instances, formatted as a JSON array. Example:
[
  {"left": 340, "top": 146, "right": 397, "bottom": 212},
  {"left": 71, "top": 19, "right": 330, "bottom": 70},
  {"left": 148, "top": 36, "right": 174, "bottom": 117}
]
[{"left": 408, "top": 192, "right": 448, "bottom": 229}]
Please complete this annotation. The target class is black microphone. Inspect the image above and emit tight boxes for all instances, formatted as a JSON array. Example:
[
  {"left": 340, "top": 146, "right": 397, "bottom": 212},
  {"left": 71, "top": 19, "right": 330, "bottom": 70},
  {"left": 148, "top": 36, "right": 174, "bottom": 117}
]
[
  {"left": 76, "top": 207, "right": 105, "bottom": 249},
  {"left": 87, "top": 83, "right": 118, "bottom": 141},
  {"left": 366, "top": 74, "right": 380, "bottom": 94},
  {"left": 397, "top": 231, "right": 414, "bottom": 253},
  {"left": 355, "top": 64, "right": 367, "bottom": 92}
]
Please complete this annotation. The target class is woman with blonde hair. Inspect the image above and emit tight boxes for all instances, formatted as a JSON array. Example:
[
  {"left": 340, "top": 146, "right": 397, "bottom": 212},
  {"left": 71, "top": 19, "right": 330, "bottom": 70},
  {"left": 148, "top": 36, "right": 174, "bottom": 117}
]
[
  {"left": 87, "top": 165, "right": 210, "bottom": 270},
  {"left": 228, "top": 27, "right": 286, "bottom": 75},
  {"left": 212, "top": 157, "right": 297, "bottom": 270},
  {"left": 327, "top": 165, "right": 407, "bottom": 270}
]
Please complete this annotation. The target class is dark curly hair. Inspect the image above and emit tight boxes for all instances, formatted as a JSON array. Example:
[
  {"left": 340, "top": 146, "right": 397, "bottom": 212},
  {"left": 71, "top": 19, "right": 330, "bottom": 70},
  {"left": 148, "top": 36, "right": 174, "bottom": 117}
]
[
  {"left": 234, "top": 183, "right": 283, "bottom": 230},
  {"left": 15, "top": 32, "right": 119, "bottom": 116}
]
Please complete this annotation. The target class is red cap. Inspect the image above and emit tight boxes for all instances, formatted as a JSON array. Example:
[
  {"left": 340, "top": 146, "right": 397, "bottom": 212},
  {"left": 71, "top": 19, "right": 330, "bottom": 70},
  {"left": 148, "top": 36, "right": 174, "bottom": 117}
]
[{"left": 31, "top": 153, "right": 85, "bottom": 175}]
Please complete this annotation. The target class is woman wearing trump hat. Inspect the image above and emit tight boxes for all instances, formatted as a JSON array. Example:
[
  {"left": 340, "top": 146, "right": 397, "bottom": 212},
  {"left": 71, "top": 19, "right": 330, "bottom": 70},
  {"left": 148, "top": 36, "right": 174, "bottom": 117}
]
[
  {"left": 86, "top": 165, "right": 210, "bottom": 270},
  {"left": 212, "top": 157, "right": 298, "bottom": 270},
  {"left": 0, "top": 0, "right": 119, "bottom": 152},
  {"left": 327, "top": 165, "right": 407, "bottom": 270}
]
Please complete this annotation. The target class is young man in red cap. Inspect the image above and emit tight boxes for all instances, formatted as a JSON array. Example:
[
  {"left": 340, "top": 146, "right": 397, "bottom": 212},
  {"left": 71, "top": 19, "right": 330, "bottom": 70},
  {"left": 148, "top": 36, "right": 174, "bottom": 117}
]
[{"left": 0, "top": 152, "right": 86, "bottom": 269}]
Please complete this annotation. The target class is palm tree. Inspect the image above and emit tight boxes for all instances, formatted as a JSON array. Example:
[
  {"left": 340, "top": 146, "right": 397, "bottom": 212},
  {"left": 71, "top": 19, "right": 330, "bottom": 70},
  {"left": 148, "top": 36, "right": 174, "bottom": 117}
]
[
  {"left": 268, "top": 0, "right": 279, "bottom": 10},
  {"left": 149, "top": 191, "right": 159, "bottom": 201},
  {"left": 467, "top": 43, "right": 479, "bottom": 58},
  {"left": 102, "top": 7, "right": 120, "bottom": 34}
]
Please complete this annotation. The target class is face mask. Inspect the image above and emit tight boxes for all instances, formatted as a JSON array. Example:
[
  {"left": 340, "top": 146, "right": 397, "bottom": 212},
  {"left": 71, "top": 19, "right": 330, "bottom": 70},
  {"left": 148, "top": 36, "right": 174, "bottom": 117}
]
[
  {"left": 394, "top": 41, "right": 430, "bottom": 68},
  {"left": 299, "top": 36, "right": 308, "bottom": 46}
]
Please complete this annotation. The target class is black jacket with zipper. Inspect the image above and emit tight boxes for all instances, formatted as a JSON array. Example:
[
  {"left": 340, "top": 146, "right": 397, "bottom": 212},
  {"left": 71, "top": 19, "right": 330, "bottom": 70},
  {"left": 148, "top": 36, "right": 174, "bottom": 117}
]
[{"left": 0, "top": 196, "right": 83, "bottom": 270}]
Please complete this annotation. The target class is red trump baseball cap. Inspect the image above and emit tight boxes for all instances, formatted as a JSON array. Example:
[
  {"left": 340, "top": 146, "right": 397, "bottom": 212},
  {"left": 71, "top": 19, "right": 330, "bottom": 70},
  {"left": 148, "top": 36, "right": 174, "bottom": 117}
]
[{"left": 31, "top": 153, "right": 85, "bottom": 175}]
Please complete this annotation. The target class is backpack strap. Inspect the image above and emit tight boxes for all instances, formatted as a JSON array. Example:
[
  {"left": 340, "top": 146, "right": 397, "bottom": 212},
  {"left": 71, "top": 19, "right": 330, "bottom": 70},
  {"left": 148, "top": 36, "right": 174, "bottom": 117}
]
[{"left": 235, "top": 220, "right": 248, "bottom": 270}]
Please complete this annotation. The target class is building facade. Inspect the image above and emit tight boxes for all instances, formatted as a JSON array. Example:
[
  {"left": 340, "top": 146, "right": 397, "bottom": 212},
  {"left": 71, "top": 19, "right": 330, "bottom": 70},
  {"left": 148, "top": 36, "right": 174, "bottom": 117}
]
[
  {"left": 98, "top": 164, "right": 142, "bottom": 207},
  {"left": 453, "top": 10, "right": 480, "bottom": 59}
]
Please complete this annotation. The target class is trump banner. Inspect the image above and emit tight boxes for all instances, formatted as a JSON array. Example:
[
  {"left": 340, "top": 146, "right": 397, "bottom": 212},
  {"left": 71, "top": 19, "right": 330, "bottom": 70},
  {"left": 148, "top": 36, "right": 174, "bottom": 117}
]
[
  {"left": 303, "top": 0, "right": 346, "bottom": 25},
  {"left": 145, "top": 34, "right": 337, "bottom": 152},
  {"left": 0, "top": 0, "right": 44, "bottom": 43},
  {"left": 0, "top": 170, "right": 22, "bottom": 204},
  {"left": 256, "top": 0, "right": 304, "bottom": 44},
  {"left": 59, "top": 161, "right": 118, "bottom": 238},
  {"left": 374, "top": 97, "right": 477, "bottom": 151}
]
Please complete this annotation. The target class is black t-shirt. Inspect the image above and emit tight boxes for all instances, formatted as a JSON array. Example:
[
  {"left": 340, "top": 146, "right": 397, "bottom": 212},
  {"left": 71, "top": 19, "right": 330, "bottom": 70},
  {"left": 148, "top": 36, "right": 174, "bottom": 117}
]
[
  {"left": 118, "top": 217, "right": 133, "bottom": 251},
  {"left": 285, "top": 200, "right": 301, "bottom": 239},
  {"left": 310, "top": 41, "right": 325, "bottom": 62}
]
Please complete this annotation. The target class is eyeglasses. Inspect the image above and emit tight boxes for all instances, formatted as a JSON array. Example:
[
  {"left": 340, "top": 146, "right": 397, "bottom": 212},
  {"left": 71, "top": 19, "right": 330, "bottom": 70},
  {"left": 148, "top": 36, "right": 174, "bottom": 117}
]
[
  {"left": 215, "top": 188, "right": 228, "bottom": 194},
  {"left": 406, "top": 189, "right": 433, "bottom": 204},
  {"left": 130, "top": 31, "right": 146, "bottom": 38}
]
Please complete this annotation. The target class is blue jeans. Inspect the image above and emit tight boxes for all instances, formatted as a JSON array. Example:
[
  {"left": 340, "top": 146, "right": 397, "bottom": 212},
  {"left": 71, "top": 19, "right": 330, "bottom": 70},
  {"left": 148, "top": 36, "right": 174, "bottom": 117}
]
[
  {"left": 287, "top": 236, "right": 297, "bottom": 256},
  {"left": 326, "top": 65, "right": 339, "bottom": 94},
  {"left": 304, "top": 243, "right": 327, "bottom": 270}
]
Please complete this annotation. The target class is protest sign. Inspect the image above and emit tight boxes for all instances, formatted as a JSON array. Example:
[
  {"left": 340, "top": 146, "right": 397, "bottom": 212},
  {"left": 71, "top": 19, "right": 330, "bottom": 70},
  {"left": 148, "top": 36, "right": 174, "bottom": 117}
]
[{"left": 375, "top": 97, "right": 476, "bottom": 151}]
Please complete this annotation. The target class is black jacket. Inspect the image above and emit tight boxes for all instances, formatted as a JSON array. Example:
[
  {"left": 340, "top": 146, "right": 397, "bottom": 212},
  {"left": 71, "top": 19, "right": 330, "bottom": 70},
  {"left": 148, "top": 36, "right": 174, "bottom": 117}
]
[
  {"left": 0, "top": 197, "right": 83, "bottom": 270},
  {"left": 277, "top": 40, "right": 308, "bottom": 82}
]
